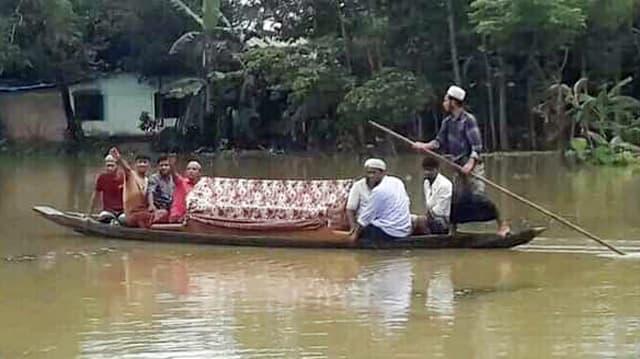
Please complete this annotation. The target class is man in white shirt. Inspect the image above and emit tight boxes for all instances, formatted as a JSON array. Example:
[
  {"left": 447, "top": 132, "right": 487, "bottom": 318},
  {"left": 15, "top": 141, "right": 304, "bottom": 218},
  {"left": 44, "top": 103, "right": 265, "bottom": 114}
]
[
  {"left": 348, "top": 160, "right": 412, "bottom": 243},
  {"left": 419, "top": 156, "right": 453, "bottom": 234},
  {"left": 345, "top": 158, "right": 385, "bottom": 231}
]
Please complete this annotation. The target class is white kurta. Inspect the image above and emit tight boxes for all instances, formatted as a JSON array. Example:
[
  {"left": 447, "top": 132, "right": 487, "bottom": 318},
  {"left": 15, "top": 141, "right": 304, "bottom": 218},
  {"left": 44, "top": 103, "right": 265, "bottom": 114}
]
[
  {"left": 424, "top": 173, "right": 453, "bottom": 220},
  {"left": 357, "top": 176, "right": 412, "bottom": 238},
  {"left": 346, "top": 178, "right": 372, "bottom": 214}
]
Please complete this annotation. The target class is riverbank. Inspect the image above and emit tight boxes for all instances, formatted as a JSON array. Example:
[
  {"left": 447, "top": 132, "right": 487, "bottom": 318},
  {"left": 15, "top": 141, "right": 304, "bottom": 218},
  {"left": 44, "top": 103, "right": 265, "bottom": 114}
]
[{"left": 0, "top": 138, "right": 561, "bottom": 160}]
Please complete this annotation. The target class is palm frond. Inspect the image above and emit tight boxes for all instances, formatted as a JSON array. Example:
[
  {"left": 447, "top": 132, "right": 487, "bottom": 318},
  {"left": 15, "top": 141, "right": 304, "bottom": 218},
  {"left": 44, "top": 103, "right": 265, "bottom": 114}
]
[
  {"left": 573, "top": 77, "right": 588, "bottom": 96},
  {"left": 221, "top": 14, "right": 232, "bottom": 27},
  {"left": 548, "top": 83, "right": 571, "bottom": 98},
  {"left": 202, "top": 0, "right": 221, "bottom": 30},
  {"left": 161, "top": 77, "right": 207, "bottom": 98},
  {"left": 611, "top": 136, "right": 640, "bottom": 152},
  {"left": 608, "top": 76, "right": 633, "bottom": 97},
  {"left": 610, "top": 96, "right": 640, "bottom": 115},
  {"left": 169, "top": 31, "right": 202, "bottom": 54},
  {"left": 167, "top": 0, "right": 203, "bottom": 27}
]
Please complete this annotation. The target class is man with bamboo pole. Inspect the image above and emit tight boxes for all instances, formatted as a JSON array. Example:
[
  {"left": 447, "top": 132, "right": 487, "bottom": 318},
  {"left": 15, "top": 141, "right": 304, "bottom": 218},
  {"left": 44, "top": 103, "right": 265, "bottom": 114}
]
[{"left": 412, "top": 86, "right": 510, "bottom": 237}]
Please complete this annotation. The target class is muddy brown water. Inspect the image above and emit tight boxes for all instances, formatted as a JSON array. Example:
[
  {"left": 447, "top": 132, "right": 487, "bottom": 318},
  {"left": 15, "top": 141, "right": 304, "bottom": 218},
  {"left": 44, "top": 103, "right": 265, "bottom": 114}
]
[{"left": 1, "top": 153, "right": 639, "bottom": 358}]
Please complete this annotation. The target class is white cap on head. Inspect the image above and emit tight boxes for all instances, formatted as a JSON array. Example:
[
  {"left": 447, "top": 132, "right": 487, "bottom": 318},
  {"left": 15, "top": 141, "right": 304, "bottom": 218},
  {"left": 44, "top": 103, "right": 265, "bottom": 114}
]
[
  {"left": 187, "top": 160, "right": 202, "bottom": 170},
  {"left": 364, "top": 158, "right": 386, "bottom": 171},
  {"left": 104, "top": 154, "right": 116, "bottom": 163},
  {"left": 446, "top": 85, "right": 466, "bottom": 102}
]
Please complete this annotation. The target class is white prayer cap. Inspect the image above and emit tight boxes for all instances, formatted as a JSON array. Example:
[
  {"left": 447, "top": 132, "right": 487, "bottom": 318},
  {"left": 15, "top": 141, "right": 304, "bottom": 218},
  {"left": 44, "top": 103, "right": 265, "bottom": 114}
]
[
  {"left": 187, "top": 160, "right": 202, "bottom": 170},
  {"left": 364, "top": 158, "right": 386, "bottom": 171},
  {"left": 104, "top": 154, "right": 116, "bottom": 163},
  {"left": 446, "top": 85, "right": 466, "bottom": 102}
]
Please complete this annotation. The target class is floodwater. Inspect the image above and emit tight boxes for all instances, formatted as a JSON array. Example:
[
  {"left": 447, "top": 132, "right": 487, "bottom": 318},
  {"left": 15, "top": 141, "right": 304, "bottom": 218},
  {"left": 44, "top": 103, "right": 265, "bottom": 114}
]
[{"left": 1, "top": 153, "right": 639, "bottom": 358}]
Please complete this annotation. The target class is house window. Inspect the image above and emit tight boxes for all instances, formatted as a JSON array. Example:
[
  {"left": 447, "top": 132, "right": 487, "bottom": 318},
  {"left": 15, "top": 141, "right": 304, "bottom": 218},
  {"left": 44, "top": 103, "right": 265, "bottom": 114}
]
[
  {"left": 154, "top": 93, "right": 187, "bottom": 119},
  {"left": 73, "top": 90, "right": 104, "bottom": 121}
]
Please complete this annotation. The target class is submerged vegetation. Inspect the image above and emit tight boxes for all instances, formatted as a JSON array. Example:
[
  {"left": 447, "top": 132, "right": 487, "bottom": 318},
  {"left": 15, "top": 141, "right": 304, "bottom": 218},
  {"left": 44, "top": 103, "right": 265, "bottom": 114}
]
[{"left": 2, "top": 0, "right": 640, "bottom": 163}]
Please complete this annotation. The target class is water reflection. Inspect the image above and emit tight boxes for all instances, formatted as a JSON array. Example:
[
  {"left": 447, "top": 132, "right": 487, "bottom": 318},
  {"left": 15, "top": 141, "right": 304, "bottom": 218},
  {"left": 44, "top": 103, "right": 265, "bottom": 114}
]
[
  {"left": 346, "top": 257, "right": 414, "bottom": 332},
  {"left": 425, "top": 266, "right": 454, "bottom": 319},
  {"left": 67, "top": 248, "right": 556, "bottom": 357}
]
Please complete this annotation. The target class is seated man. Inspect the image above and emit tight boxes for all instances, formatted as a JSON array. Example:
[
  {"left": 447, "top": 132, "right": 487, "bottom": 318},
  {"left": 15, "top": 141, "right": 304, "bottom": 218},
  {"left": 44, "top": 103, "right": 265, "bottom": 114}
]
[
  {"left": 87, "top": 154, "right": 124, "bottom": 223},
  {"left": 132, "top": 154, "right": 151, "bottom": 192},
  {"left": 345, "top": 158, "right": 383, "bottom": 231},
  {"left": 147, "top": 155, "right": 175, "bottom": 224},
  {"left": 117, "top": 154, "right": 151, "bottom": 225},
  {"left": 348, "top": 160, "right": 412, "bottom": 243},
  {"left": 413, "top": 156, "right": 453, "bottom": 235},
  {"left": 169, "top": 159, "right": 202, "bottom": 223},
  {"left": 109, "top": 147, "right": 152, "bottom": 228}
]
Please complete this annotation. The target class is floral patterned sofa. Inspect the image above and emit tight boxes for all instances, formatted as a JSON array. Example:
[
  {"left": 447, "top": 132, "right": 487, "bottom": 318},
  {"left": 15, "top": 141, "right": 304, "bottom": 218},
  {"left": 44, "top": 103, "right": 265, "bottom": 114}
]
[{"left": 185, "top": 177, "right": 354, "bottom": 231}]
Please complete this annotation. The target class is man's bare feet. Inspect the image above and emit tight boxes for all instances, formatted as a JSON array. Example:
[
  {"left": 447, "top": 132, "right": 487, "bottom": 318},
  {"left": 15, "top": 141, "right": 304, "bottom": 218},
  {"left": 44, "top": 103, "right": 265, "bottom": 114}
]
[
  {"left": 497, "top": 223, "right": 511, "bottom": 238},
  {"left": 449, "top": 223, "right": 457, "bottom": 236}
]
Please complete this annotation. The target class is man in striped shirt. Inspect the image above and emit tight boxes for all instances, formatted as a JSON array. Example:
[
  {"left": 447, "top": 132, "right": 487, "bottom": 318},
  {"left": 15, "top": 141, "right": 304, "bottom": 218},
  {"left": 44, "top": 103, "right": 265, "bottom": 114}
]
[
  {"left": 147, "top": 155, "right": 175, "bottom": 224},
  {"left": 413, "top": 86, "right": 510, "bottom": 237}
]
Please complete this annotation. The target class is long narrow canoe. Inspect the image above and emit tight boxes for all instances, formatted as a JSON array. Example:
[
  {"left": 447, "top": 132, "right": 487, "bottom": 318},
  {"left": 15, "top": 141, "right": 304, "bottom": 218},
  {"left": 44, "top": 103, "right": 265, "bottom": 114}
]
[{"left": 33, "top": 206, "right": 544, "bottom": 249}]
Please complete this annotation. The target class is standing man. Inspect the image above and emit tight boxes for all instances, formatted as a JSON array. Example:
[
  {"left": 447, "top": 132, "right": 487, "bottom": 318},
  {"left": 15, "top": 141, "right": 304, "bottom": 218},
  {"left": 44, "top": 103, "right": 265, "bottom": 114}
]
[
  {"left": 348, "top": 162, "right": 412, "bottom": 243},
  {"left": 147, "top": 155, "right": 175, "bottom": 224},
  {"left": 169, "top": 159, "right": 203, "bottom": 223},
  {"left": 412, "top": 85, "right": 510, "bottom": 236},
  {"left": 87, "top": 154, "right": 124, "bottom": 223},
  {"left": 345, "top": 158, "right": 386, "bottom": 231}
]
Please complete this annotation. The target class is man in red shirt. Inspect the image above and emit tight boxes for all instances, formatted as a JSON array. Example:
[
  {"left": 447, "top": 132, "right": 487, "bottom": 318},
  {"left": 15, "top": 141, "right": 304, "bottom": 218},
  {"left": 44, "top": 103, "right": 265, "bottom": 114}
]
[
  {"left": 87, "top": 154, "right": 125, "bottom": 223},
  {"left": 169, "top": 159, "right": 202, "bottom": 223}
]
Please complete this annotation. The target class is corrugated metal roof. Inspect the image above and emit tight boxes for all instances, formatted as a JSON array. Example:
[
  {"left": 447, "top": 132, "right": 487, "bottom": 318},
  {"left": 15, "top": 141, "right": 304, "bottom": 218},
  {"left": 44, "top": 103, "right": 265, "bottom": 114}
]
[{"left": 0, "top": 82, "right": 57, "bottom": 93}]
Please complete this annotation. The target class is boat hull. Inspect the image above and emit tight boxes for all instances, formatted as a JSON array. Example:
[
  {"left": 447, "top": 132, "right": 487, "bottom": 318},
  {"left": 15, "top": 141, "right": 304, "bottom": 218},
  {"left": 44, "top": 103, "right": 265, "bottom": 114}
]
[{"left": 33, "top": 206, "right": 544, "bottom": 249}]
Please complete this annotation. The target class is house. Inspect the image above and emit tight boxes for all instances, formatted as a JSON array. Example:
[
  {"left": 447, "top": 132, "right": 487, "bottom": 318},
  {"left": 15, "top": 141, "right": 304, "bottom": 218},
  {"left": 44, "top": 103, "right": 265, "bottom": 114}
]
[
  {"left": 0, "top": 73, "right": 188, "bottom": 142},
  {"left": 0, "top": 82, "right": 67, "bottom": 142}
]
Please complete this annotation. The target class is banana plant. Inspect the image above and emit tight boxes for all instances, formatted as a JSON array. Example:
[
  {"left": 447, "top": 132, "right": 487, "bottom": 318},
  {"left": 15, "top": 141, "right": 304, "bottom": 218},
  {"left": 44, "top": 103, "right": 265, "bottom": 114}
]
[
  {"left": 165, "top": 0, "right": 245, "bottom": 140},
  {"left": 572, "top": 77, "right": 640, "bottom": 141},
  {"left": 168, "top": 0, "right": 221, "bottom": 58}
]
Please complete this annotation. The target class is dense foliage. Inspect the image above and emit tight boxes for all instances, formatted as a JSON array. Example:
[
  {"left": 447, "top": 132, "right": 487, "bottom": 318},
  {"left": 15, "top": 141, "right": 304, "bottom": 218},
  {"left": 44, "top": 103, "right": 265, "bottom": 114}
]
[{"left": 2, "top": 0, "right": 640, "bottom": 158}]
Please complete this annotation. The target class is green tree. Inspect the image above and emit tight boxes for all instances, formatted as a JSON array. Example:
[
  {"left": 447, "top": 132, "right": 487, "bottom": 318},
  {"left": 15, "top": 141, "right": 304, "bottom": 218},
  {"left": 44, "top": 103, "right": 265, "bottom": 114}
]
[
  {"left": 240, "top": 38, "right": 350, "bottom": 150},
  {"left": 470, "top": 0, "right": 589, "bottom": 150},
  {"left": 338, "top": 69, "right": 430, "bottom": 149}
]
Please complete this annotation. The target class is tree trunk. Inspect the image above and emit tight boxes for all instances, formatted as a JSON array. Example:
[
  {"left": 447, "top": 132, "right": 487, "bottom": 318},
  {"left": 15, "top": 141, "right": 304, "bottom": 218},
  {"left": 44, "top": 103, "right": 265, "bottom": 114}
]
[
  {"left": 200, "top": 44, "right": 209, "bottom": 138},
  {"left": 375, "top": 39, "right": 383, "bottom": 72},
  {"left": 497, "top": 56, "right": 509, "bottom": 151},
  {"left": 387, "top": 133, "right": 397, "bottom": 156},
  {"left": 357, "top": 122, "right": 366, "bottom": 149},
  {"left": 580, "top": 47, "right": 587, "bottom": 78},
  {"left": 432, "top": 109, "right": 440, "bottom": 134},
  {"left": 482, "top": 49, "right": 497, "bottom": 151},
  {"left": 60, "top": 84, "right": 83, "bottom": 153},
  {"left": 445, "top": 0, "right": 462, "bottom": 84},
  {"left": 336, "top": 2, "right": 353, "bottom": 74},
  {"left": 199, "top": 91, "right": 206, "bottom": 138},
  {"left": 556, "top": 83, "right": 568, "bottom": 148},
  {"left": 158, "top": 76, "right": 165, "bottom": 128},
  {"left": 366, "top": 48, "right": 377, "bottom": 75},
  {"left": 526, "top": 76, "right": 537, "bottom": 150}
]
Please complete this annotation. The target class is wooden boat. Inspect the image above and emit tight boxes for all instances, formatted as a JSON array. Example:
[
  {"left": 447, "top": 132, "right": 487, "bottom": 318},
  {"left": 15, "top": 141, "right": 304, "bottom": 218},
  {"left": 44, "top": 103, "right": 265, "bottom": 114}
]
[{"left": 33, "top": 206, "right": 545, "bottom": 249}]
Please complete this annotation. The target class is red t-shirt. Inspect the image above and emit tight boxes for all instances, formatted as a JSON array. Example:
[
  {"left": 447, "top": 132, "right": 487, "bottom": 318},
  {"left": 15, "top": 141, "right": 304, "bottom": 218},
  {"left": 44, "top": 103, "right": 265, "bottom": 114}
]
[
  {"left": 96, "top": 172, "right": 124, "bottom": 212},
  {"left": 169, "top": 175, "right": 196, "bottom": 222}
]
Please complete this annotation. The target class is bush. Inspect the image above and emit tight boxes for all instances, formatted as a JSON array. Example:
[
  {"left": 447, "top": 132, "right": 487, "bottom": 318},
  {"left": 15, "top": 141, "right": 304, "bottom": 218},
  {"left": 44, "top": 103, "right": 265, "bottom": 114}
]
[{"left": 337, "top": 69, "right": 430, "bottom": 130}]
